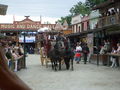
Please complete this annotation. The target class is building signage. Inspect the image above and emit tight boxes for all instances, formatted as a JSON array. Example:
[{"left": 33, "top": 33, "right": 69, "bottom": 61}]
[
  {"left": 0, "top": 16, "right": 55, "bottom": 31},
  {"left": 71, "top": 14, "right": 82, "bottom": 25},
  {"left": 19, "top": 36, "right": 36, "bottom": 43},
  {"left": 0, "top": 24, "right": 41, "bottom": 30}
]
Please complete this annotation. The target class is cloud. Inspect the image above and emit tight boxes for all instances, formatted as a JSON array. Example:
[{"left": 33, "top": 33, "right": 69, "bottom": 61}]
[{"left": 0, "top": 15, "right": 59, "bottom": 24}]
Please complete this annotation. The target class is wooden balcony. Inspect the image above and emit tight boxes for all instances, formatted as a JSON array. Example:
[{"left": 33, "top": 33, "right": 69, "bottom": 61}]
[{"left": 97, "top": 13, "right": 120, "bottom": 28}]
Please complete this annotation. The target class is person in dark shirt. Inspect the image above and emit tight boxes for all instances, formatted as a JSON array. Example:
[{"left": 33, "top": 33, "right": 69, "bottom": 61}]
[
  {"left": 56, "top": 32, "right": 65, "bottom": 41},
  {"left": 5, "top": 48, "right": 12, "bottom": 68},
  {"left": 82, "top": 43, "right": 89, "bottom": 64}
]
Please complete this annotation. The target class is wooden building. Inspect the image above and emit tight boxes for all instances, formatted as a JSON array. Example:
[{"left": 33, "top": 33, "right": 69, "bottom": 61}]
[
  {"left": 54, "top": 21, "right": 72, "bottom": 35},
  {"left": 90, "top": 0, "right": 120, "bottom": 65},
  {"left": 0, "top": 16, "right": 56, "bottom": 53},
  {"left": 68, "top": 14, "right": 92, "bottom": 47}
]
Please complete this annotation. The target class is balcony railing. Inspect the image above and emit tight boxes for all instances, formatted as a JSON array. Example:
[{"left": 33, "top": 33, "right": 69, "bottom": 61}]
[{"left": 97, "top": 13, "right": 120, "bottom": 28}]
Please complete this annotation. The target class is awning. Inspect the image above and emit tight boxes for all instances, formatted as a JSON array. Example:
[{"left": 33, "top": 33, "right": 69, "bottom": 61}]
[
  {"left": 66, "top": 30, "right": 93, "bottom": 37},
  {"left": 37, "top": 27, "right": 50, "bottom": 32},
  {"left": 93, "top": 24, "right": 120, "bottom": 33},
  {"left": 0, "top": 29, "right": 37, "bottom": 32}
]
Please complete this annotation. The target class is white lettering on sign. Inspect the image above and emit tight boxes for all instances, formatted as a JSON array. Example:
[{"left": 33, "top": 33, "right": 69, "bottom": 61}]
[
  {"left": 16, "top": 25, "right": 26, "bottom": 28},
  {"left": 27, "top": 25, "right": 40, "bottom": 29},
  {"left": 0, "top": 25, "right": 15, "bottom": 28}
]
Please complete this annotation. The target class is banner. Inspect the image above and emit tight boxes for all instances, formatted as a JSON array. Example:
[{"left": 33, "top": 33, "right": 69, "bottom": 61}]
[{"left": 19, "top": 36, "right": 36, "bottom": 43}]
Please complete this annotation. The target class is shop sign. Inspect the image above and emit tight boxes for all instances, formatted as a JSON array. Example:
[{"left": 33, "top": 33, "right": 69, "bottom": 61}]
[
  {"left": 19, "top": 36, "right": 36, "bottom": 43},
  {"left": 71, "top": 14, "right": 82, "bottom": 25},
  {"left": 0, "top": 17, "right": 55, "bottom": 30},
  {"left": 0, "top": 24, "right": 41, "bottom": 30}
]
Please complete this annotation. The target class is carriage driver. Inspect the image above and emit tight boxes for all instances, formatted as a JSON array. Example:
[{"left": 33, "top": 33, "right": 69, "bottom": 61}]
[
  {"left": 56, "top": 32, "right": 65, "bottom": 48},
  {"left": 56, "top": 32, "right": 64, "bottom": 41}
]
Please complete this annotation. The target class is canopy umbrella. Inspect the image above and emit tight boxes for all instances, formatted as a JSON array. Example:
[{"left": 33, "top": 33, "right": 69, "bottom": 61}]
[{"left": 37, "top": 27, "right": 51, "bottom": 33}]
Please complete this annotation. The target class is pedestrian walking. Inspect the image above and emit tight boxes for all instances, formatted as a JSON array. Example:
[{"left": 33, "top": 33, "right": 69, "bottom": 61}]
[
  {"left": 82, "top": 43, "right": 89, "bottom": 64},
  {"left": 74, "top": 43, "right": 82, "bottom": 64}
]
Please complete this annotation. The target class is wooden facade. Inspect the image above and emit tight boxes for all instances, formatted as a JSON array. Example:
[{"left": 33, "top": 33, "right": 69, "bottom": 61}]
[
  {"left": 0, "top": 16, "right": 56, "bottom": 32},
  {"left": 90, "top": 0, "right": 120, "bottom": 65}
]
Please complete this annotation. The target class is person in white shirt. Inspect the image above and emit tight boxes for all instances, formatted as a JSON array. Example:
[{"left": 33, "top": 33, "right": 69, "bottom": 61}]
[
  {"left": 12, "top": 50, "right": 19, "bottom": 72},
  {"left": 75, "top": 43, "right": 82, "bottom": 52},
  {"left": 74, "top": 43, "right": 82, "bottom": 64}
]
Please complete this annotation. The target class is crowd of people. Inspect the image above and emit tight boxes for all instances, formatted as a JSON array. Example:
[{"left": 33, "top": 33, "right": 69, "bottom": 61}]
[
  {"left": 101, "top": 8, "right": 119, "bottom": 17},
  {"left": 99, "top": 39, "right": 120, "bottom": 68},
  {"left": 0, "top": 38, "right": 31, "bottom": 90},
  {"left": 0, "top": 38, "right": 24, "bottom": 72},
  {"left": 110, "top": 43, "right": 120, "bottom": 68}
]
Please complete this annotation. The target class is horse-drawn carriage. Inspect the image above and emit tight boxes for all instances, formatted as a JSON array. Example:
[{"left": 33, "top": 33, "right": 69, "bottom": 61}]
[{"left": 37, "top": 30, "right": 74, "bottom": 71}]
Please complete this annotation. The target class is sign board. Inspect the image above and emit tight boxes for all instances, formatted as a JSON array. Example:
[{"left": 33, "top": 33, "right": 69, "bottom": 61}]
[
  {"left": 19, "top": 36, "right": 36, "bottom": 43},
  {"left": 0, "top": 16, "right": 55, "bottom": 31},
  {"left": 71, "top": 14, "right": 82, "bottom": 25}
]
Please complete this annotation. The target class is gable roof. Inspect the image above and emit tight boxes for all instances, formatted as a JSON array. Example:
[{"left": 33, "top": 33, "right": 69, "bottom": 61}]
[{"left": 55, "top": 22, "right": 63, "bottom": 30}]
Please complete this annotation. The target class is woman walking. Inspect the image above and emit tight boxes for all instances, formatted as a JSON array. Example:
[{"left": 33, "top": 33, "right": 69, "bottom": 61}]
[{"left": 74, "top": 43, "right": 82, "bottom": 64}]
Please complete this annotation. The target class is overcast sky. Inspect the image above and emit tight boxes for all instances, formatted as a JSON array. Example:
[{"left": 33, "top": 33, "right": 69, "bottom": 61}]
[{"left": 0, "top": 0, "right": 86, "bottom": 23}]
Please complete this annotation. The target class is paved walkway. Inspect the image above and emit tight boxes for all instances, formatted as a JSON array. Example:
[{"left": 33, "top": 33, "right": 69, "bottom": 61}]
[{"left": 16, "top": 54, "right": 120, "bottom": 90}]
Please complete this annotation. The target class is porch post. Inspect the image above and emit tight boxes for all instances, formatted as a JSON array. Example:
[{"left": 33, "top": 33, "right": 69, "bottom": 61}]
[
  {"left": 96, "top": 33, "right": 99, "bottom": 66},
  {"left": 23, "top": 31, "right": 26, "bottom": 68}
]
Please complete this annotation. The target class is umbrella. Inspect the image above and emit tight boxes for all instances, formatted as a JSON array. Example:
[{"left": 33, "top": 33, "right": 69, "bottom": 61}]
[{"left": 37, "top": 27, "right": 51, "bottom": 32}]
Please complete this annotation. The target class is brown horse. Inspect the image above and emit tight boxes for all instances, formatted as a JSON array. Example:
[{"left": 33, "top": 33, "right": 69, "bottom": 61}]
[{"left": 0, "top": 45, "right": 31, "bottom": 90}]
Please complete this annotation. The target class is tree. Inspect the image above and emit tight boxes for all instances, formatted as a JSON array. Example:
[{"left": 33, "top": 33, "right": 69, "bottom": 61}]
[
  {"left": 57, "top": 15, "right": 72, "bottom": 25},
  {"left": 57, "top": 0, "right": 108, "bottom": 26},
  {"left": 69, "top": 1, "right": 90, "bottom": 16}
]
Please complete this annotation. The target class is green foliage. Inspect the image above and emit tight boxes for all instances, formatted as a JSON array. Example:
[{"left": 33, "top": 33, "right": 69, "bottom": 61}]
[
  {"left": 57, "top": 15, "right": 72, "bottom": 25},
  {"left": 57, "top": 0, "right": 108, "bottom": 26},
  {"left": 69, "top": 1, "right": 90, "bottom": 16}
]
